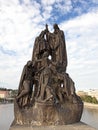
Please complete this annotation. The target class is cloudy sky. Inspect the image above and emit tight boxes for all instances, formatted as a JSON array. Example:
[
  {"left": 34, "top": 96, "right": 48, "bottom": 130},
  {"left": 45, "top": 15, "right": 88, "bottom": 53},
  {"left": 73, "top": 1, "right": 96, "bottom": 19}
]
[{"left": 0, "top": 0, "right": 98, "bottom": 91}]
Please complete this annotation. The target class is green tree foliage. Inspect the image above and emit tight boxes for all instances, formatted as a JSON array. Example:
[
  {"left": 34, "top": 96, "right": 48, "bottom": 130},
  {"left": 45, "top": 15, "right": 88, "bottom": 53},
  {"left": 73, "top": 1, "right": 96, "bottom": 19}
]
[
  {"left": 80, "top": 95, "right": 98, "bottom": 104},
  {"left": 92, "top": 97, "right": 98, "bottom": 104},
  {"left": 0, "top": 87, "right": 7, "bottom": 91}
]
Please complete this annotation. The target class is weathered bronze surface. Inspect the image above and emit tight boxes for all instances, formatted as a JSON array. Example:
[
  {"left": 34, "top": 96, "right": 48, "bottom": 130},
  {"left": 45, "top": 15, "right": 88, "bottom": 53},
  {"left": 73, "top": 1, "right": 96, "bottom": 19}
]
[{"left": 12, "top": 24, "right": 83, "bottom": 126}]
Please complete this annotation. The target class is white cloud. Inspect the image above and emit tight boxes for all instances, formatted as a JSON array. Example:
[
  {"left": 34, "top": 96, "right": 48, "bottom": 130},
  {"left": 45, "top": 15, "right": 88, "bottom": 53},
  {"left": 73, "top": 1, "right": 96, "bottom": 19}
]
[
  {"left": 41, "top": 5, "right": 53, "bottom": 21},
  {"left": 0, "top": 0, "right": 19, "bottom": 6},
  {"left": 61, "top": 11, "right": 98, "bottom": 30},
  {"left": 55, "top": 0, "right": 72, "bottom": 13},
  {"left": 92, "top": 0, "right": 98, "bottom": 4},
  {"left": 41, "top": 0, "right": 55, "bottom": 6}
]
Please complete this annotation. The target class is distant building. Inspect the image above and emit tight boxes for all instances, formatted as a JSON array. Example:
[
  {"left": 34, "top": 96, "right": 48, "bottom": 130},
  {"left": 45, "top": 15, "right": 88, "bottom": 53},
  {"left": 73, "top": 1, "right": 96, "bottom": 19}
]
[
  {"left": 0, "top": 90, "right": 9, "bottom": 98},
  {"left": 88, "top": 89, "right": 98, "bottom": 100},
  {"left": 77, "top": 91, "right": 88, "bottom": 96},
  {"left": 77, "top": 89, "right": 98, "bottom": 101}
]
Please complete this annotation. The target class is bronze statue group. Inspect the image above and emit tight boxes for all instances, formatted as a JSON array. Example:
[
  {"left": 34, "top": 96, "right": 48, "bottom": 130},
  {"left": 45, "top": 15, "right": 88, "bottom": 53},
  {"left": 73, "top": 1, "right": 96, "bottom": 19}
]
[{"left": 16, "top": 24, "right": 80, "bottom": 108}]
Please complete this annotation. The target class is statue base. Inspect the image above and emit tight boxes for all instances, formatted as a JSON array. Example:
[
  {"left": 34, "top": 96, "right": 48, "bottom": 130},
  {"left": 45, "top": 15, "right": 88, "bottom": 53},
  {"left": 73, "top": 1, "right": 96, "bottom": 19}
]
[
  {"left": 12, "top": 99, "right": 83, "bottom": 126},
  {"left": 9, "top": 122, "right": 96, "bottom": 130}
]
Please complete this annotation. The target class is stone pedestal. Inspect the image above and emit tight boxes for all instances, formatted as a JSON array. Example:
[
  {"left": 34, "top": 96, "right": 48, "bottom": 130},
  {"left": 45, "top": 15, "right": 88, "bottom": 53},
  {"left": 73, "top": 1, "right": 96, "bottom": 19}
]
[
  {"left": 9, "top": 122, "right": 96, "bottom": 130},
  {"left": 12, "top": 100, "right": 83, "bottom": 126}
]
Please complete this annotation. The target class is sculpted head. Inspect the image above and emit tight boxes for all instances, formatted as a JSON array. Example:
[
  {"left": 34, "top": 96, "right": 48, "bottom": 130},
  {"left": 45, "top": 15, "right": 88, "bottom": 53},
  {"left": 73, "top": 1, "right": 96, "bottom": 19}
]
[
  {"left": 27, "top": 60, "right": 32, "bottom": 66},
  {"left": 53, "top": 23, "right": 59, "bottom": 30}
]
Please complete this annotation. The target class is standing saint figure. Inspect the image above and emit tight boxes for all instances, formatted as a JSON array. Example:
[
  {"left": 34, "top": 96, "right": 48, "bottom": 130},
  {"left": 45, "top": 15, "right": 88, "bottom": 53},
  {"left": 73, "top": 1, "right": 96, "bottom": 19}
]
[
  {"left": 31, "top": 24, "right": 51, "bottom": 74},
  {"left": 32, "top": 24, "right": 50, "bottom": 64},
  {"left": 48, "top": 24, "right": 68, "bottom": 72},
  {"left": 16, "top": 61, "right": 36, "bottom": 107}
]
